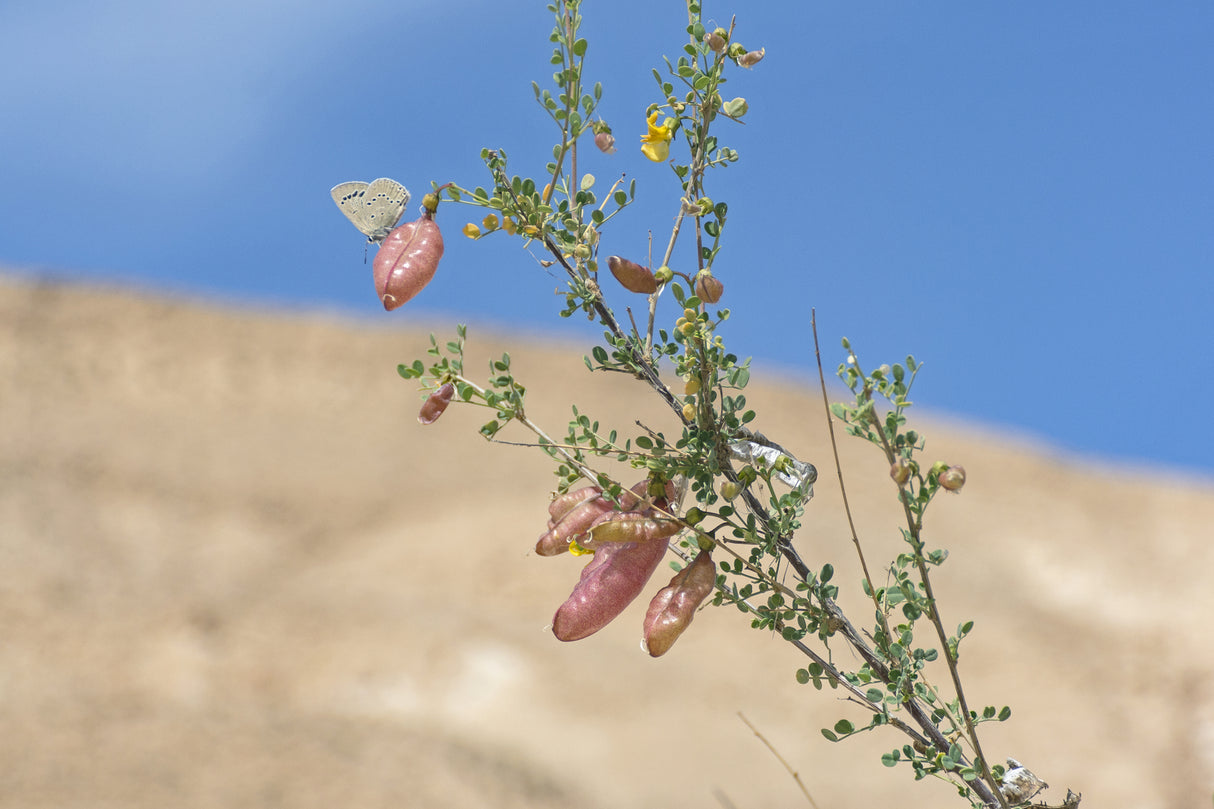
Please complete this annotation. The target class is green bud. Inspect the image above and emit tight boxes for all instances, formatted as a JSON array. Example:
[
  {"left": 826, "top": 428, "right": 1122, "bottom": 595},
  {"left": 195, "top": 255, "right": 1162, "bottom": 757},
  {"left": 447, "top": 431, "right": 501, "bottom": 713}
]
[
  {"left": 722, "top": 97, "right": 748, "bottom": 118},
  {"left": 890, "top": 458, "right": 912, "bottom": 486}
]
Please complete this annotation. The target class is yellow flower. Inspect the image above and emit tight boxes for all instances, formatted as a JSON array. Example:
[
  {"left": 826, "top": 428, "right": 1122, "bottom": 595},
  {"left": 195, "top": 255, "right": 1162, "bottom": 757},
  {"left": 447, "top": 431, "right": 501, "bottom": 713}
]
[{"left": 641, "top": 111, "right": 672, "bottom": 162}]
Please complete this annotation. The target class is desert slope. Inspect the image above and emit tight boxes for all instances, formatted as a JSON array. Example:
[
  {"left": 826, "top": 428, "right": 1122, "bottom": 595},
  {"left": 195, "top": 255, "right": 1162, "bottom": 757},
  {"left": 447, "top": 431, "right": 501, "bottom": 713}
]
[{"left": 1, "top": 272, "right": 1212, "bottom": 808}]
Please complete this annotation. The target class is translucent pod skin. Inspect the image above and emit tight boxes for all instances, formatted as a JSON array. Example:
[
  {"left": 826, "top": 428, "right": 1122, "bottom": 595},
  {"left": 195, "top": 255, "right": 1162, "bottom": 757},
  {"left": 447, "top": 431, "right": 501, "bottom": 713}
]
[
  {"left": 536, "top": 482, "right": 652, "bottom": 556},
  {"left": 547, "top": 486, "right": 602, "bottom": 522},
  {"left": 551, "top": 536, "right": 670, "bottom": 642},
  {"left": 642, "top": 548, "right": 716, "bottom": 657},
  {"left": 417, "top": 382, "right": 455, "bottom": 425},
  {"left": 372, "top": 212, "right": 444, "bottom": 310},
  {"left": 581, "top": 511, "right": 682, "bottom": 547},
  {"left": 536, "top": 497, "right": 616, "bottom": 556}
]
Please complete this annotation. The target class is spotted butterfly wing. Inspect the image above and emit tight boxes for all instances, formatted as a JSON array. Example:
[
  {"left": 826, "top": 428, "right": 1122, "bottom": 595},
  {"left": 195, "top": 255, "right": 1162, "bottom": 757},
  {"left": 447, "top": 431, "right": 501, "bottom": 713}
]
[{"left": 330, "top": 178, "right": 410, "bottom": 243}]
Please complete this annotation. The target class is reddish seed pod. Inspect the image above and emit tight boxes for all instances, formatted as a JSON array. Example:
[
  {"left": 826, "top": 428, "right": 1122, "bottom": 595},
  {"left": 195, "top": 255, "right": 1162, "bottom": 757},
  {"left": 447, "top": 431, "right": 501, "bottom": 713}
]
[
  {"left": 417, "top": 382, "right": 455, "bottom": 425},
  {"left": 594, "top": 131, "right": 616, "bottom": 154},
  {"left": 607, "top": 255, "right": 658, "bottom": 294},
  {"left": 551, "top": 536, "right": 670, "bottom": 642},
  {"left": 536, "top": 497, "right": 617, "bottom": 556},
  {"left": 548, "top": 486, "right": 602, "bottom": 522},
  {"left": 372, "top": 211, "right": 444, "bottom": 310},
  {"left": 642, "top": 548, "right": 716, "bottom": 657},
  {"left": 694, "top": 272, "right": 724, "bottom": 303},
  {"left": 939, "top": 465, "right": 967, "bottom": 492},
  {"left": 536, "top": 481, "right": 652, "bottom": 556}
]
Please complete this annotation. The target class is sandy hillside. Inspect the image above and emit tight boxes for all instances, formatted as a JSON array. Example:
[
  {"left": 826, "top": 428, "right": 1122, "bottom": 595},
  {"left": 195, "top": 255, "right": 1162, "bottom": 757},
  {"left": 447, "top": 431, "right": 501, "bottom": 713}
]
[{"left": 1, "top": 271, "right": 1212, "bottom": 809}]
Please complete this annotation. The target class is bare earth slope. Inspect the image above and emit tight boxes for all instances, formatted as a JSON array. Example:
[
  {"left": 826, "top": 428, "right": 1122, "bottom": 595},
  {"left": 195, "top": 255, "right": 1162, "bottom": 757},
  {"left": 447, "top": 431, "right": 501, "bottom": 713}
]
[{"left": 2, "top": 272, "right": 1212, "bottom": 808}]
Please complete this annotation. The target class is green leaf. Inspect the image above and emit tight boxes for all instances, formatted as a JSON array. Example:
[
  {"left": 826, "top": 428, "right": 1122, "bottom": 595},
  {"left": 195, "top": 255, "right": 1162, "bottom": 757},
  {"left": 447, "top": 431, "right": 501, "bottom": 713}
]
[
  {"left": 820, "top": 729, "right": 838, "bottom": 742},
  {"left": 795, "top": 669, "right": 810, "bottom": 685},
  {"left": 833, "top": 719, "right": 854, "bottom": 735},
  {"left": 572, "top": 37, "right": 588, "bottom": 57}
]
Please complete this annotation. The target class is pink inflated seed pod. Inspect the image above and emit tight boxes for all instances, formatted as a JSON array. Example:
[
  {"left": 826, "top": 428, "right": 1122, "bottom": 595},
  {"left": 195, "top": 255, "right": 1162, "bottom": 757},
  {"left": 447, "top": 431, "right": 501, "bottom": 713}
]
[
  {"left": 548, "top": 486, "right": 602, "bottom": 522},
  {"left": 417, "top": 382, "right": 455, "bottom": 425},
  {"left": 372, "top": 210, "right": 444, "bottom": 310},
  {"left": 536, "top": 496, "right": 617, "bottom": 556},
  {"left": 642, "top": 548, "right": 716, "bottom": 657},
  {"left": 551, "top": 536, "right": 669, "bottom": 642}
]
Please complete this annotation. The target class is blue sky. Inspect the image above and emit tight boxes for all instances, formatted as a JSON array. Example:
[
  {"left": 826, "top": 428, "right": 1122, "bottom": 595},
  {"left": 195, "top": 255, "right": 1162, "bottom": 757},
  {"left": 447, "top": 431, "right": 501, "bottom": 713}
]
[{"left": 2, "top": 1, "right": 1211, "bottom": 477}]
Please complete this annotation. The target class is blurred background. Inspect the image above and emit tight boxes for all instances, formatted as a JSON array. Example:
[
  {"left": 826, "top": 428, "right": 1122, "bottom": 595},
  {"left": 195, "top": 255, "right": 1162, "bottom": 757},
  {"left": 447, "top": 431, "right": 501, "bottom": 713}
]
[
  {"left": 1, "top": 0, "right": 1211, "bottom": 475},
  {"left": 3, "top": 2, "right": 1214, "bottom": 808}
]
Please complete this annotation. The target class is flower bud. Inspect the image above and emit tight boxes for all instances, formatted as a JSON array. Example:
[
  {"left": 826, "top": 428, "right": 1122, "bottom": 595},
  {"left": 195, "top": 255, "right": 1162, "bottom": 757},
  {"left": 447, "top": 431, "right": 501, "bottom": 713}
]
[
  {"left": 654, "top": 265, "right": 673, "bottom": 283},
  {"left": 890, "top": 457, "right": 911, "bottom": 486},
  {"left": 642, "top": 549, "right": 716, "bottom": 656},
  {"left": 939, "top": 465, "right": 967, "bottom": 492},
  {"left": 720, "top": 480, "right": 741, "bottom": 501},
  {"left": 682, "top": 402, "right": 696, "bottom": 422},
  {"left": 607, "top": 255, "right": 658, "bottom": 294},
  {"left": 417, "top": 382, "right": 455, "bottom": 425},
  {"left": 683, "top": 377, "right": 701, "bottom": 395},
  {"left": 694, "top": 272, "right": 724, "bottom": 304},
  {"left": 727, "top": 42, "right": 746, "bottom": 59},
  {"left": 738, "top": 47, "right": 765, "bottom": 68},
  {"left": 722, "top": 97, "right": 748, "bottom": 118},
  {"left": 703, "top": 29, "right": 727, "bottom": 53}
]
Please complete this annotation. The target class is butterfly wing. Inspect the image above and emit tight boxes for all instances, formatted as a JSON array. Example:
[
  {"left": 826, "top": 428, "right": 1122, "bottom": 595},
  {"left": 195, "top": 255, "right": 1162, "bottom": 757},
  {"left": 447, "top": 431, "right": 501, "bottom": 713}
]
[
  {"left": 358, "top": 178, "right": 410, "bottom": 243},
  {"left": 331, "top": 180, "right": 373, "bottom": 236}
]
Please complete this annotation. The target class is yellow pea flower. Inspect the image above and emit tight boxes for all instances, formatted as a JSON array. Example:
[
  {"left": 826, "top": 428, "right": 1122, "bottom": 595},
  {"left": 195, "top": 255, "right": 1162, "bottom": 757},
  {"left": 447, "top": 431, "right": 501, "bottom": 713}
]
[{"left": 640, "top": 111, "right": 673, "bottom": 162}]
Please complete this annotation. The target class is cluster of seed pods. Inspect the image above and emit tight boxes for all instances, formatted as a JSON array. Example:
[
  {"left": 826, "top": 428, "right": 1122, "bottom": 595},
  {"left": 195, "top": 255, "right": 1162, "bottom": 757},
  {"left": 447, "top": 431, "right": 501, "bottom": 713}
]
[{"left": 538, "top": 480, "right": 715, "bottom": 655}]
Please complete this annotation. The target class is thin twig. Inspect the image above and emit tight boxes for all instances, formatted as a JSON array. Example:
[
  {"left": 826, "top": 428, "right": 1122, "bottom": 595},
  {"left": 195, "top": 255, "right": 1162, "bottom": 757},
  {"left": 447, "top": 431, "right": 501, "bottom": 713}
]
[
  {"left": 810, "top": 310, "right": 892, "bottom": 646},
  {"left": 738, "top": 712, "right": 822, "bottom": 809}
]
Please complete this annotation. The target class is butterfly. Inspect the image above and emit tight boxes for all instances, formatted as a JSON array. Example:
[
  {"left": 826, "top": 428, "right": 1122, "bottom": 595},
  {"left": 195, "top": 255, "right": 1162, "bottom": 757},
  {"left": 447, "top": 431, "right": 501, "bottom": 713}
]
[{"left": 330, "top": 178, "right": 410, "bottom": 243}]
